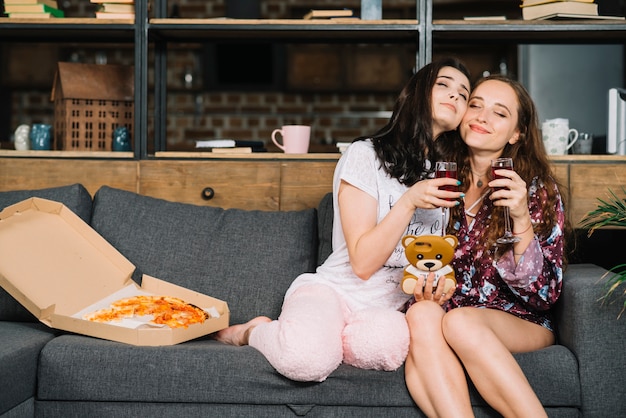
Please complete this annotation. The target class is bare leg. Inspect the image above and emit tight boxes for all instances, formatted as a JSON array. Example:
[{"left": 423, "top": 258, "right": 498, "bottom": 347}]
[
  {"left": 443, "top": 307, "right": 554, "bottom": 418},
  {"left": 405, "top": 301, "right": 474, "bottom": 417},
  {"left": 214, "top": 316, "right": 271, "bottom": 346}
]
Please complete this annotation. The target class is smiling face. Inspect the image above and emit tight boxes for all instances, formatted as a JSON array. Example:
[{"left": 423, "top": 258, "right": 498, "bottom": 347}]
[
  {"left": 431, "top": 66, "right": 471, "bottom": 138},
  {"left": 459, "top": 79, "right": 521, "bottom": 158}
]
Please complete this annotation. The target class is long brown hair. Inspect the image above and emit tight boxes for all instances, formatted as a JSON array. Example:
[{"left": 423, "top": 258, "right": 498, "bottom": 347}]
[{"left": 442, "top": 75, "right": 570, "bottom": 255}]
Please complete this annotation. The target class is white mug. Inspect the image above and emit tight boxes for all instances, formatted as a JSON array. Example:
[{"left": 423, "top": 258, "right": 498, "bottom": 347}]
[
  {"left": 542, "top": 118, "right": 578, "bottom": 155},
  {"left": 271, "top": 125, "right": 311, "bottom": 154}
]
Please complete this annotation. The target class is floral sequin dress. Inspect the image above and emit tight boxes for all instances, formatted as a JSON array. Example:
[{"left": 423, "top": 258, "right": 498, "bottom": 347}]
[{"left": 448, "top": 177, "right": 565, "bottom": 331}]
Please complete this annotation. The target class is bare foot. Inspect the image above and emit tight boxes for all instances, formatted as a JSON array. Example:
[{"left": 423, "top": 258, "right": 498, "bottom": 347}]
[{"left": 214, "top": 316, "right": 271, "bottom": 346}]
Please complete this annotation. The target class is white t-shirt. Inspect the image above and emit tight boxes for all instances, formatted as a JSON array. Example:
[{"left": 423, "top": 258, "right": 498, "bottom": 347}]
[{"left": 285, "top": 140, "right": 442, "bottom": 312}]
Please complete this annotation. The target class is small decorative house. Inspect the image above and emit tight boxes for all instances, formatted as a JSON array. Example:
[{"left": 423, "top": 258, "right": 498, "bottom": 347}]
[{"left": 51, "top": 62, "right": 134, "bottom": 151}]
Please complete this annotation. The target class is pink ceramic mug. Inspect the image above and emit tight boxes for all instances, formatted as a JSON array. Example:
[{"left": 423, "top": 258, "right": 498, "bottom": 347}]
[{"left": 271, "top": 125, "right": 311, "bottom": 154}]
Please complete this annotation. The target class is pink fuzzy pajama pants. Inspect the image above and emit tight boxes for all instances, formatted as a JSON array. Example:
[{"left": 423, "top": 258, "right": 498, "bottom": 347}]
[{"left": 248, "top": 283, "right": 410, "bottom": 382}]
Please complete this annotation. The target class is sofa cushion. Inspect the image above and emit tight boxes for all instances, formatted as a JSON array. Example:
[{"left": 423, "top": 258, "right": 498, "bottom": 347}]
[
  {"left": 554, "top": 263, "right": 626, "bottom": 417},
  {"left": 90, "top": 186, "right": 318, "bottom": 325},
  {"left": 0, "top": 184, "right": 93, "bottom": 322},
  {"left": 37, "top": 334, "right": 580, "bottom": 412},
  {"left": 0, "top": 322, "right": 58, "bottom": 415}
]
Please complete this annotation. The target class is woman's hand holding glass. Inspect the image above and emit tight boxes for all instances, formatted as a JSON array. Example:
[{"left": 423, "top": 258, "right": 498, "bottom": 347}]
[
  {"left": 404, "top": 177, "right": 461, "bottom": 211},
  {"left": 490, "top": 158, "right": 531, "bottom": 243}
]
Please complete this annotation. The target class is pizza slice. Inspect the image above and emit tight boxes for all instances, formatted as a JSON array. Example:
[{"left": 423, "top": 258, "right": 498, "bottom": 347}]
[{"left": 84, "top": 295, "right": 210, "bottom": 328}]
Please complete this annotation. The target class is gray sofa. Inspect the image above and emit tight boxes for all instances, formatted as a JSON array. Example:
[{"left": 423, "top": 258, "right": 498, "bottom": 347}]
[{"left": 1, "top": 184, "right": 625, "bottom": 418}]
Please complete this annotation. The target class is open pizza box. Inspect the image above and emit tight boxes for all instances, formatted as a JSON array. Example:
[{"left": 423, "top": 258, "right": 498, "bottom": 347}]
[{"left": 0, "top": 197, "right": 229, "bottom": 346}]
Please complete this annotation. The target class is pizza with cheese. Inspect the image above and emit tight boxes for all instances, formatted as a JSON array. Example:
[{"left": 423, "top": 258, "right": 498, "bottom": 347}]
[{"left": 84, "top": 295, "right": 209, "bottom": 328}]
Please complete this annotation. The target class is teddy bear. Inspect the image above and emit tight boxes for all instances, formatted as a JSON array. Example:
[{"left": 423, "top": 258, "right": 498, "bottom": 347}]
[{"left": 401, "top": 234, "right": 459, "bottom": 295}]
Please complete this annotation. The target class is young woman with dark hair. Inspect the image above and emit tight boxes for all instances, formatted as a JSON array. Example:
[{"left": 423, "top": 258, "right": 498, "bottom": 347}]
[{"left": 216, "top": 58, "right": 470, "bottom": 383}]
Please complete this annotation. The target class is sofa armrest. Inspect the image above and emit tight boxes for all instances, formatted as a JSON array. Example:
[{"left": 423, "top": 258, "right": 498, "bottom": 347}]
[{"left": 554, "top": 263, "right": 626, "bottom": 417}]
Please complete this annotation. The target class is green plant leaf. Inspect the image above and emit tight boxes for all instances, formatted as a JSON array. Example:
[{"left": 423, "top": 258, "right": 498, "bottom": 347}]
[{"left": 581, "top": 189, "right": 626, "bottom": 318}]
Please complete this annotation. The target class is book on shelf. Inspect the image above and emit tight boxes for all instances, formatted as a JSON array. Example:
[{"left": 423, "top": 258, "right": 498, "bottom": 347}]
[
  {"left": 530, "top": 13, "right": 625, "bottom": 20},
  {"left": 95, "top": 11, "right": 135, "bottom": 19},
  {"left": 303, "top": 9, "right": 354, "bottom": 20},
  {"left": 4, "top": 3, "right": 63, "bottom": 16},
  {"left": 98, "top": 3, "right": 135, "bottom": 13},
  {"left": 4, "top": 0, "right": 58, "bottom": 5},
  {"left": 522, "top": 1, "right": 597, "bottom": 19},
  {"left": 210, "top": 147, "right": 253, "bottom": 154},
  {"left": 521, "top": 0, "right": 595, "bottom": 7},
  {"left": 195, "top": 139, "right": 236, "bottom": 149},
  {"left": 195, "top": 139, "right": 266, "bottom": 152},
  {"left": 6, "top": 11, "right": 63, "bottom": 18}
]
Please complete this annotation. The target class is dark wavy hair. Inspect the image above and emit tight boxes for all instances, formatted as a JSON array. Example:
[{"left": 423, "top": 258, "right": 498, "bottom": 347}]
[
  {"left": 354, "top": 57, "right": 471, "bottom": 186},
  {"left": 440, "top": 75, "right": 570, "bottom": 254}
]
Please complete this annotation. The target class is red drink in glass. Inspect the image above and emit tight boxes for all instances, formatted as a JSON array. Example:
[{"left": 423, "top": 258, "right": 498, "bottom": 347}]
[
  {"left": 436, "top": 165, "right": 458, "bottom": 199},
  {"left": 491, "top": 158, "right": 513, "bottom": 192},
  {"left": 435, "top": 161, "right": 457, "bottom": 236},
  {"left": 490, "top": 167, "right": 505, "bottom": 191}
]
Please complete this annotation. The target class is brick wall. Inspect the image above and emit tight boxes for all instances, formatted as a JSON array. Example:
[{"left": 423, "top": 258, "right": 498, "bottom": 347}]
[{"left": 158, "top": 90, "right": 396, "bottom": 151}]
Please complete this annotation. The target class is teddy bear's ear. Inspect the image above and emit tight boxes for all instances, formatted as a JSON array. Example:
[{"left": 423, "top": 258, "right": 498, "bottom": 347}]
[
  {"left": 402, "top": 235, "right": 418, "bottom": 248},
  {"left": 443, "top": 235, "right": 459, "bottom": 249}
]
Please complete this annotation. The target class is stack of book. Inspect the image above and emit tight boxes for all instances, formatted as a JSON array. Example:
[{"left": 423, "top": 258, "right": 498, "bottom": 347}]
[
  {"left": 91, "top": 0, "right": 135, "bottom": 19},
  {"left": 521, "top": 0, "right": 623, "bottom": 20},
  {"left": 194, "top": 139, "right": 266, "bottom": 153},
  {"left": 4, "top": 0, "right": 64, "bottom": 18}
]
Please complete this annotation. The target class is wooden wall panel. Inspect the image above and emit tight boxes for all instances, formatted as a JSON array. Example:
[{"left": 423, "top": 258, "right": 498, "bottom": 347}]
[
  {"left": 569, "top": 163, "right": 626, "bottom": 227},
  {"left": 0, "top": 159, "right": 138, "bottom": 196},
  {"left": 279, "top": 161, "right": 335, "bottom": 211},
  {"left": 139, "top": 160, "right": 281, "bottom": 210},
  {"left": 1, "top": 157, "right": 623, "bottom": 225}
]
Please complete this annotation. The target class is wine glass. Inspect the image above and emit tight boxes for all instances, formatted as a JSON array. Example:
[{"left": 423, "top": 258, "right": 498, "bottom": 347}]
[
  {"left": 435, "top": 161, "right": 458, "bottom": 237},
  {"left": 491, "top": 157, "right": 521, "bottom": 244}
]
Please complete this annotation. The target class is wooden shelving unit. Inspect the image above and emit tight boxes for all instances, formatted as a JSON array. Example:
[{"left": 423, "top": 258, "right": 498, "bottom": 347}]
[{"left": 1, "top": 1, "right": 625, "bottom": 213}]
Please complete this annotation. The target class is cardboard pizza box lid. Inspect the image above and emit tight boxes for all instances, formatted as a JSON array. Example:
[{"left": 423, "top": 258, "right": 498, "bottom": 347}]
[{"left": 0, "top": 197, "right": 229, "bottom": 346}]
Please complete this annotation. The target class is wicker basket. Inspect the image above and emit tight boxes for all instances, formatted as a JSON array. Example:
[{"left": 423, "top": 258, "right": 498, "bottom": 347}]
[{"left": 51, "top": 62, "right": 134, "bottom": 151}]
